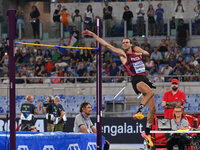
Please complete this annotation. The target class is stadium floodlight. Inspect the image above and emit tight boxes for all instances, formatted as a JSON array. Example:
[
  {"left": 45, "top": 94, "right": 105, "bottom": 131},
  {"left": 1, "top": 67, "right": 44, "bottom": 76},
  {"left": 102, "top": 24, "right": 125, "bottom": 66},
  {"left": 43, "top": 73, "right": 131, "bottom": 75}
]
[{"left": 51, "top": 0, "right": 57, "bottom": 3}]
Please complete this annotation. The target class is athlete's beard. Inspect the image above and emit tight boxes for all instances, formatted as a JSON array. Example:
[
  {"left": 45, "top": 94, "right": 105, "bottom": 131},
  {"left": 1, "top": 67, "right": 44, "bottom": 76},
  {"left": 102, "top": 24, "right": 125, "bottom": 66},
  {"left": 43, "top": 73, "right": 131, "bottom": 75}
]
[
  {"left": 172, "top": 86, "right": 178, "bottom": 91},
  {"left": 124, "top": 48, "right": 129, "bottom": 52},
  {"left": 124, "top": 46, "right": 132, "bottom": 52}
]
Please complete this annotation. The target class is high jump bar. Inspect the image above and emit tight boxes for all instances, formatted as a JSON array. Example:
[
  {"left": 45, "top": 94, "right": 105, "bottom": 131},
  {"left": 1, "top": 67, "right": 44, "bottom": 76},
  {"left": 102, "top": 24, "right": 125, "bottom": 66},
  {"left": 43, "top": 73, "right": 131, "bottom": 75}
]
[
  {"left": 15, "top": 42, "right": 99, "bottom": 50},
  {"left": 150, "top": 130, "right": 200, "bottom": 133}
]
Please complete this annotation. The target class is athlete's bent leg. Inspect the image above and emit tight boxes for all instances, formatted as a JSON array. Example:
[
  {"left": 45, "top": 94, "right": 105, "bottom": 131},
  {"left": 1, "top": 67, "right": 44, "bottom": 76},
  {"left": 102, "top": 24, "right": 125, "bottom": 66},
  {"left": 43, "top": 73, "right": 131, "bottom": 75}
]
[{"left": 134, "top": 82, "right": 156, "bottom": 147}]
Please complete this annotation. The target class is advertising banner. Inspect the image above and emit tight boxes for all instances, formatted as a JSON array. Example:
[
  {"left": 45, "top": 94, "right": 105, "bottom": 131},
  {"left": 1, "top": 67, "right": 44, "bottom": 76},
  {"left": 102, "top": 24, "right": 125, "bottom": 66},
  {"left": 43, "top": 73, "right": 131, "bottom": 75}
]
[{"left": 0, "top": 117, "right": 146, "bottom": 143}]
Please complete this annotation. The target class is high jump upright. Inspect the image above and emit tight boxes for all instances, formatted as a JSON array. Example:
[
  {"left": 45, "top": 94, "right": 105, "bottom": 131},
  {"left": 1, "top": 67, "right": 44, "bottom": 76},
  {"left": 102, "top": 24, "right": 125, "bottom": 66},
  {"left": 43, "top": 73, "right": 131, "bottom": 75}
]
[
  {"left": 96, "top": 18, "right": 102, "bottom": 150},
  {"left": 9, "top": 9, "right": 16, "bottom": 150}
]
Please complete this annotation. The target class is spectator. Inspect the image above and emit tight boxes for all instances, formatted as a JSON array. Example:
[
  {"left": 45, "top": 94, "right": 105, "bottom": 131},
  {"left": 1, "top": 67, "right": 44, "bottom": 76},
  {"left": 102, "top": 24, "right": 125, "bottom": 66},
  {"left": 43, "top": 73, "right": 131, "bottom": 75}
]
[
  {"left": 141, "top": 37, "right": 151, "bottom": 50},
  {"left": 68, "top": 72, "right": 75, "bottom": 83},
  {"left": 70, "top": 25, "right": 80, "bottom": 42},
  {"left": 174, "top": 0, "right": 184, "bottom": 28},
  {"left": 103, "top": 1, "right": 113, "bottom": 36},
  {"left": 136, "top": 3, "right": 145, "bottom": 36},
  {"left": 132, "top": 38, "right": 139, "bottom": 47},
  {"left": 15, "top": 72, "right": 25, "bottom": 84},
  {"left": 189, "top": 55, "right": 198, "bottom": 68},
  {"left": 15, "top": 48, "right": 23, "bottom": 64},
  {"left": 150, "top": 47, "right": 163, "bottom": 64},
  {"left": 44, "top": 49, "right": 52, "bottom": 62},
  {"left": 162, "top": 79, "right": 185, "bottom": 119},
  {"left": 169, "top": 61, "right": 185, "bottom": 75},
  {"left": 42, "top": 72, "right": 51, "bottom": 84},
  {"left": 77, "top": 62, "right": 87, "bottom": 82},
  {"left": 155, "top": 3, "right": 164, "bottom": 35},
  {"left": 52, "top": 49, "right": 61, "bottom": 62},
  {"left": 195, "top": 47, "right": 200, "bottom": 61},
  {"left": 163, "top": 46, "right": 173, "bottom": 62},
  {"left": 170, "top": 16, "right": 176, "bottom": 31},
  {"left": 53, "top": 4, "right": 62, "bottom": 23},
  {"left": 37, "top": 65, "right": 46, "bottom": 78},
  {"left": 168, "top": 54, "right": 176, "bottom": 68},
  {"left": 145, "top": 56, "right": 155, "bottom": 75},
  {"left": 122, "top": 5, "right": 133, "bottom": 31},
  {"left": 147, "top": 4, "right": 156, "bottom": 36},
  {"left": 158, "top": 39, "right": 168, "bottom": 56},
  {"left": 183, "top": 70, "right": 193, "bottom": 82},
  {"left": 71, "top": 50, "right": 80, "bottom": 62},
  {"left": 72, "top": 9, "right": 82, "bottom": 32},
  {"left": 74, "top": 102, "right": 110, "bottom": 150},
  {"left": 20, "top": 96, "right": 41, "bottom": 131},
  {"left": 173, "top": 45, "right": 183, "bottom": 59},
  {"left": 2, "top": 74, "right": 9, "bottom": 84},
  {"left": 30, "top": 6, "right": 40, "bottom": 39},
  {"left": 61, "top": 7, "right": 70, "bottom": 32},
  {"left": 160, "top": 62, "right": 172, "bottom": 76},
  {"left": 194, "top": 3, "right": 200, "bottom": 35},
  {"left": 84, "top": 5, "right": 94, "bottom": 31},
  {"left": 45, "top": 57, "right": 54, "bottom": 72},
  {"left": 81, "top": 49, "right": 92, "bottom": 62},
  {"left": 176, "top": 19, "right": 189, "bottom": 47},
  {"left": 53, "top": 4, "right": 62, "bottom": 36},
  {"left": 58, "top": 39, "right": 67, "bottom": 55},
  {"left": 23, "top": 48, "right": 32, "bottom": 64},
  {"left": 165, "top": 36, "right": 172, "bottom": 47},
  {"left": 0, "top": 53, "right": 9, "bottom": 66},
  {"left": 109, "top": 62, "right": 119, "bottom": 76},
  {"left": 16, "top": 6, "right": 25, "bottom": 34},
  {"left": 35, "top": 48, "right": 43, "bottom": 59},
  {"left": 167, "top": 106, "right": 190, "bottom": 150},
  {"left": 54, "top": 96, "right": 67, "bottom": 131}
]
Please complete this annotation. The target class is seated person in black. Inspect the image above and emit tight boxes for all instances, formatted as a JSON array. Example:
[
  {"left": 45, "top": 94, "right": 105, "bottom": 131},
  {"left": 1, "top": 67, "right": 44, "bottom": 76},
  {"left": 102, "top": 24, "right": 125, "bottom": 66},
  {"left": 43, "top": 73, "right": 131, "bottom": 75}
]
[
  {"left": 20, "top": 95, "right": 41, "bottom": 131},
  {"left": 167, "top": 106, "right": 190, "bottom": 150}
]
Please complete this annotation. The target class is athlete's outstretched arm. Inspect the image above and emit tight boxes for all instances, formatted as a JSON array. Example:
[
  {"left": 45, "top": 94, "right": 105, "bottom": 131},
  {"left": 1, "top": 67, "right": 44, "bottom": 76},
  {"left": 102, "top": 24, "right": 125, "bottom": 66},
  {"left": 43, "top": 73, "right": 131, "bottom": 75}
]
[
  {"left": 134, "top": 46, "right": 149, "bottom": 56},
  {"left": 82, "top": 30, "right": 126, "bottom": 57}
]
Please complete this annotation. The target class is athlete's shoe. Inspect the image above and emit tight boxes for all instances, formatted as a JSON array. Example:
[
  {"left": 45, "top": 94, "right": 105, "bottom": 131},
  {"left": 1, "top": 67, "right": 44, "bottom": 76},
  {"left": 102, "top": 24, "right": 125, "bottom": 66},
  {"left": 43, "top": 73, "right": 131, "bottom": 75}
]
[
  {"left": 141, "top": 131, "right": 154, "bottom": 147},
  {"left": 133, "top": 112, "right": 144, "bottom": 120}
]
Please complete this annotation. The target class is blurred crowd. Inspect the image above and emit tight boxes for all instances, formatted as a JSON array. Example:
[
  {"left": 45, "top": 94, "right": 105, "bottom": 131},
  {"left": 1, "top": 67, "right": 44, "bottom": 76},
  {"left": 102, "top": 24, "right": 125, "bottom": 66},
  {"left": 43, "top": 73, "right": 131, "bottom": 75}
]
[
  {"left": 1, "top": 1, "right": 200, "bottom": 83},
  {"left": 0, "top": 35, "right": 200, "bottom": 84}
]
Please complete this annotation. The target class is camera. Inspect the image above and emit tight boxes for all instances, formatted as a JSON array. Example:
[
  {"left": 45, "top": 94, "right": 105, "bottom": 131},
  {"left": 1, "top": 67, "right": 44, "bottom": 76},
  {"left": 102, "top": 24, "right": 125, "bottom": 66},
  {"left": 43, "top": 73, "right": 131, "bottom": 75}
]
[{"left": 43, "top": 96, "right": 54, "bottom": 107}]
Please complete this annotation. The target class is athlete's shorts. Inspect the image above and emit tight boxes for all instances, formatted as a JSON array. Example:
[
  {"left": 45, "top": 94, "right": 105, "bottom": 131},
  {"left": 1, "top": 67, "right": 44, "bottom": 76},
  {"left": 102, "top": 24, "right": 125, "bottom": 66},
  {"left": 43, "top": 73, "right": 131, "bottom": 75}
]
[{"left": 131, "top": 75, "right": 156, "bottom": 95}]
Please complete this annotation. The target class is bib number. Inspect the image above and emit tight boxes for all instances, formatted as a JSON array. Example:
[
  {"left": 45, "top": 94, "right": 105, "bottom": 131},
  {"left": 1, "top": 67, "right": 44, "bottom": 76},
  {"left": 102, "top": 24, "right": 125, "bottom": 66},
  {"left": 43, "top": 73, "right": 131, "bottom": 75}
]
[{"left": 133, "top": 61, "right": 145, "bottom": 74}]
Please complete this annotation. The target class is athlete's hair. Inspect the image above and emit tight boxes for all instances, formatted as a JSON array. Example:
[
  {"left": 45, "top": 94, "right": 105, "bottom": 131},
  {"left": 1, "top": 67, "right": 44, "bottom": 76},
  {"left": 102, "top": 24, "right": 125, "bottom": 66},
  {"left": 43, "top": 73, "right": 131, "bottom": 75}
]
[
  {"left": 80, "top": 102, "right": 91, "bottom": 112},
  {"left": 122, "top": 38, "right": 132, "bottom": 44}
]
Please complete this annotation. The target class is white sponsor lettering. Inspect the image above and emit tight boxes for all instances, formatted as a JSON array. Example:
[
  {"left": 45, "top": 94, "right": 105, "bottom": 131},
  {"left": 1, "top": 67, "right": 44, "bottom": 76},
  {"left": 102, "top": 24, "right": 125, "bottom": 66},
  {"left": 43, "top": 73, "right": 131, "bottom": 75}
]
[
  {"left": 87, "top": 142, "right": 96, "bottom": 150},
  {"left": 94, "top": 122, "right": 144, "bottom": 136},
  {"left": 43, "top": 145, "right": 55, "bottom": 150},
  {"left": 17, "top": 145, "right": 29, "bottom": 150},
  {"left": 67, "top": 144, "right": 80, "bottom": 150}
]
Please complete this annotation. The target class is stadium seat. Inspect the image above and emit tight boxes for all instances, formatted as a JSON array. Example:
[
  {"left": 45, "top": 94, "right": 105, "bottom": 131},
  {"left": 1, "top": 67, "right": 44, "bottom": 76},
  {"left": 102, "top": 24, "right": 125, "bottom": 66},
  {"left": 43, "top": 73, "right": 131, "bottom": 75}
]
[
  {"left": 0, "top": 107, "right": 4, "bottom": 113},
  {"left": 104, "top": 95, "right": 114, "bottom": 102},
  {"left": 129, "top": 106, "right": 137, "bottom": 113},
  {"left": 192, "top": 47, "right": 198, "bottom": 55},
  {"left": 114, "top": 95, "right": 125, "bottom": 103},
  {"left": 182, "top": 47, "right": 191, "bottom": 55},
  {"left": 185, "top": 55, "right": 191, "bottom": 64},
  {"left": 75, "top": 95, "right": 84, "bottom": 102}
]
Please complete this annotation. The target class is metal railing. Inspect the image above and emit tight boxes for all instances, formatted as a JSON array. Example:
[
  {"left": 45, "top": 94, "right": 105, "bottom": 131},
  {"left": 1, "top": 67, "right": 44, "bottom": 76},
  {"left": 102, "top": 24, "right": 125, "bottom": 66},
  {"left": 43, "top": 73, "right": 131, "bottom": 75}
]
[
  {"left": 1, "top": 75, "right": 200, "bottom": 85},
  {"left": 1, "top": 18, "right": 199, "bottom": 40}
]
